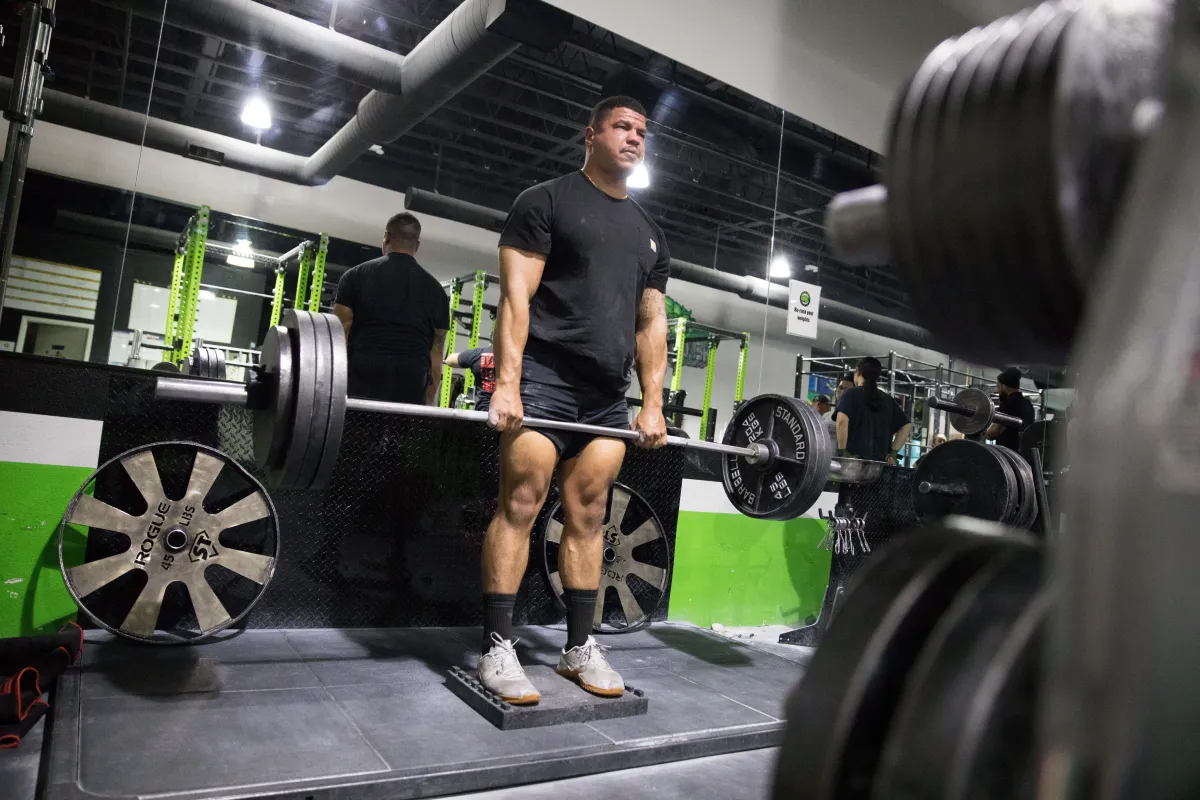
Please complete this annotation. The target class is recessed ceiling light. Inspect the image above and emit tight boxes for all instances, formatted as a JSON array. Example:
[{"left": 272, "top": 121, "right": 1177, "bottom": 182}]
[
  {"left": 769, "top": 255, "right": 791, "bottom": 278},
  {"left": 240, "top": 96, "right": 272, "bottom": 130}
]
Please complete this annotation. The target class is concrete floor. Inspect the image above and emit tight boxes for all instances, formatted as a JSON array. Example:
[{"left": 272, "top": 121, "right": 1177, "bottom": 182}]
[{"left": 449, "top": 747, "right": 780, "bottom": 799}]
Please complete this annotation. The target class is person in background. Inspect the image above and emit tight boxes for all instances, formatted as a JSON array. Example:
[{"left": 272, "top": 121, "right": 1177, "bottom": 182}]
[
  {"left": 445, "top": 346, "right": 495, "bottom": 410},
  {"left": 932, "top": 433, "right": 948, "bottom": 448},
  {"left": 834, "top": 356, "right": 912, "bottom": 463},
  {"left": 988, "top": 367, "right": 1035, "bottom": 450},
  {"left": 811, "top": 394, "right": 832, "bottom": 418},
  {"left": 332, "top": 212, "right": 449, "bottom": 405},
  {"left": 833, "top": 374, "right": 855, "bottom": 408}
]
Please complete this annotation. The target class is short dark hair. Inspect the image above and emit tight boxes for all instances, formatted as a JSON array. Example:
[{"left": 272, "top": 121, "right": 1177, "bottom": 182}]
[
  {"left": 385, "top": 212, "right": 420, "bottom": 245},
  {"left": 588, "top": 95, "right": 648, "bottom": 129},
  {"left": 997, "top": 367, "right": 1023, "bottom": 388},
  {"left": 813, "top": 394, "right": 832, "bottom": 405},
  {"left": 838, "top": 373, "right": 855, "bottom": 386}
]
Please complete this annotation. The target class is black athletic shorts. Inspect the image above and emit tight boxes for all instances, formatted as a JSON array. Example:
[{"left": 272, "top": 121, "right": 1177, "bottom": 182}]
[{"left": 520, "top": 379, "right": 630, "bottom": 461}]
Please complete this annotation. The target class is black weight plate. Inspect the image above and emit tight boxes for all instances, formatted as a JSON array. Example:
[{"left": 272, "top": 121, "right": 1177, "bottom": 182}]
[
  {"left": 913, "top": 439, "right": 1017, "bottom": 523},
  {"left": 721, "top": 394, "right": 827, "bottom": 520},
  {"left": 253, "top": 326, "right": 294, "bottom": 472},
  {"left": 272, "top": 311, "right": 317, "bottom": 490},
  {"left": 187, "top": 347, "right": 205, "bottom": 378},
  {"left": 540, "top": 483, "right": 671, "bottom": 634},
  {"left": 874, "top": 544, "right": 1046, "bottom": 800},
  {"left": 150, "top": 361, "right": 179, "bottom": 373},
  {"left": 995, "top": 445, "right": 1037, "bottom": 529},
  {"left": 205, "top": 347, "right": 218, "bottom": 379},
  {"left": 991, "top": 443, "right": 1021, "bottom": 526},
  {"left": 802, "top": 392, "right": 834, "bottom": 502},
  {"left": 310, "top": 313, "right": 348, "bottom": 491},
  {"left": 212, "top": 348, "right": 227, "bottom": 381},
  {"left": 295, "top": 311, "right": 333, "bottom": 491},
  {"left": 948, "top": 387, "right": 995, "bottom": 436},
  {"left": 772, "top": 520, "right": 1026, "bottom": 800}
]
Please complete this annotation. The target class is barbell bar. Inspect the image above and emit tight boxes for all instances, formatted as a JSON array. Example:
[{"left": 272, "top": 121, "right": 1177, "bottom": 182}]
[
  {"left": 154, "top": 311, "right": 886, "bottom": 520},
  {"left": 926, "top": 388, "right": 1024, "bottom": 437}
]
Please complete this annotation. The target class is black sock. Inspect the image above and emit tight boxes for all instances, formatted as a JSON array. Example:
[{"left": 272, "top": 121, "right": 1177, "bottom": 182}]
[
  {"left": 482, "top": 593, "right": 516, "bottom": 654},
  {"left": 562, "top": 588, "right": 599, "bottom": 650}
]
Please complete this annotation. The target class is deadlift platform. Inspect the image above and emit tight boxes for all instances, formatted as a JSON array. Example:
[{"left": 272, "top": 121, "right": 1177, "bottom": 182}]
[{"left": 19, "top": 624, "right": 802, "bottom": 799}]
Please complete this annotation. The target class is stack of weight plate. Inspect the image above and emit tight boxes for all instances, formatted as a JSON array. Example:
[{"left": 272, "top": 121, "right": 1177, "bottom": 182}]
[
  {"left": 913, "top": 439, "right": 1037, "bottom": 529},
  {"left": 249, "top": 311, "right": 347, "bottom": 491},
  {"left": 187, "top": 345, "right": 228, "bottom": 381}
]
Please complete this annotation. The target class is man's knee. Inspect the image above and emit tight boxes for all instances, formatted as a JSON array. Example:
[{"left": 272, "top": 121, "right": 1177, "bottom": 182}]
[
  {"left": 561, "top": 486, "right": 611, "bottom": 536},
  {"left": 498, "top": 478, "right": 550, "bottom": 531}
]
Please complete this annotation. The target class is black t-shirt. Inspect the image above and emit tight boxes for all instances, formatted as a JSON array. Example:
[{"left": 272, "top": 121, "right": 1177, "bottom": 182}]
[
  {"left": 498, "top": 171, "right": 671, "bottom": 395},
  {"left": 834, "top": 385, "right": 909, "bottom": 461},
  {"left": 458, "top": 347, "right": 495, "bottom": 394},
  {"left": 995, "top": 390, "right": 1036, "bottom": 450},
  {"left": 333, "top": 253, "right": 449, "bottom": 364}
]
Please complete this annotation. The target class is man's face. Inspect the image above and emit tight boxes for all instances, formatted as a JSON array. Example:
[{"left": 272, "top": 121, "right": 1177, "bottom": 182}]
[
  {"left": 586, "top": 106, "right": 647, "bottom": 176},
  {"left": 814, "top": 399, "right": 830, "bottom": 415}
]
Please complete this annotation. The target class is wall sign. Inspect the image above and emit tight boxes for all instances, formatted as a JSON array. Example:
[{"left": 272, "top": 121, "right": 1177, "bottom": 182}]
[{"left": 786, "top": 279, "right": 821, "bottom": 339}]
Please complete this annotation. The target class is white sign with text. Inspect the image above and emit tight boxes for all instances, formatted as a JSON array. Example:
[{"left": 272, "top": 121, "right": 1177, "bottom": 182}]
[{"left": 786, "top": 280, "right": 822, "bottom": 338}]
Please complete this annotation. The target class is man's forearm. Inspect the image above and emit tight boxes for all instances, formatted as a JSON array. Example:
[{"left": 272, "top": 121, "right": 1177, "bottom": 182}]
[
  {"left": 493, "top": 298, "right": 529, "bottom": 390},
  {"left": 635, "top": 316, "right": 668, "bottom": 410},
  {"left": 836, "top": 418, "right": 849, "bottom": 450},
  {"left": 891, "top": 424, "right": 912, "bottom": 452}
]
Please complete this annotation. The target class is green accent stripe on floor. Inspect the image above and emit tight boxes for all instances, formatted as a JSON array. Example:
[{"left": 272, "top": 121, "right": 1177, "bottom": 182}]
[
  {"left": 668, "top": 511, "right": 831, "bottom": 629},
  {"left": 0, "top": 461, "right": 92, "bottom": 637}
]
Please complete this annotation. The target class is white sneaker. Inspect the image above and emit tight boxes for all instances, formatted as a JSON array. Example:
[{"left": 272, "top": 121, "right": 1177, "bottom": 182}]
[
  {"left": 476, "top": 633, "right": 541, "bottom": 705},
  {"left": 557, "top": 636, "right": 624, "bottom": 697}
]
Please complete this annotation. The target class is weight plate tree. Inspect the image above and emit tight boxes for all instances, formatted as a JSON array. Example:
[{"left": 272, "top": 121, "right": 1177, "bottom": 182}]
[
  {"left": 57, "top": 441, "right": 279, "bottom": 643},
  {"left": 772, "top": 519, "right": 1038, "bottom": 800},
  {"left": 539, "top": 483, "right": 670, "bottom": 634}
]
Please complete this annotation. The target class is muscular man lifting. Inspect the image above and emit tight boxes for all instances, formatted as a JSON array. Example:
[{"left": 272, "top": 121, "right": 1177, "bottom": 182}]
[{"left": 477, "top": 96, "right": 671, "bottom": 703}]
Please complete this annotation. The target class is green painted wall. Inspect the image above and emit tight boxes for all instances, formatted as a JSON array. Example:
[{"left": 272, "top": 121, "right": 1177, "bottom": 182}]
[
  {"left": 0, "top": 462, "right": 90, "bottom": 638},
  {"left": 668, "top": 511, "right": 831, "bottom": 627}
]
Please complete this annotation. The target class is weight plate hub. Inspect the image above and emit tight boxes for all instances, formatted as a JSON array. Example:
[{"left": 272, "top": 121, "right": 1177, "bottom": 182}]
[
  {"left": 914, "top": 439, "right": 1019, "bottom": 524},
  {"left": 874, "top": 543, "right": 1046, "bottom": 799},
  {"left": 772, "top": 520, "right": 1030, "bottom": 800},
  {"left": 721, "top": 395, "right": 828, "bottom": 520},
  {"left": 948, "top": 387, "right": 994, "bottom": 436},
  {"left": 540, "top": 483, "right": 670, "bottom": 634},
  {"left": 57, "top": 441, "right": 279, "bottom": 644}
]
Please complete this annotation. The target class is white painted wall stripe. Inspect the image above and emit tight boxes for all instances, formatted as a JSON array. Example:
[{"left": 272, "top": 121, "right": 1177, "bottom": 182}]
[
  {"left": 0, "top": 411, "right": 103, "bottom": 468},
  {"left": 679, "top": 478, "right": 837, "bottom": 520}
]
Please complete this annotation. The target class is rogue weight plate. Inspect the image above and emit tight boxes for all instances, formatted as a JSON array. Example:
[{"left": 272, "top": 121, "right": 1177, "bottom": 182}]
[
  {"left": 272, "top": 311, "right": 318, "bottom": 490},
  {"left": 947, "top": 387, "right": 995, "bottom": 436},
  {"left": 994, "top": 445, "right": 1037, "bottom": 529},
  {"left": 773, "top": 520, "right": 1027, "bottom": 800},
  {"left": 722, "top": 394, "right": 828, "bottom": 520},
  {"left": 253, "top": 325, "right": 294, "bottom": 472},
  {"left": 540, "top": 483, "right": 670, "bottom": 633},
  {"left": 913, "top": 439, "right": 1018, "bottom": 523},
  {"left": 57, "top": 441, "right": 279, "bottom": 644},
  {"left": 874, "top": 542, "right": 1046, "bottom": 800},
  {"left": 310, "top": 313, "right": 348, "bottom": 490},
  {"left": 295, "top": 312, "right": 333, "bottom": 491}
]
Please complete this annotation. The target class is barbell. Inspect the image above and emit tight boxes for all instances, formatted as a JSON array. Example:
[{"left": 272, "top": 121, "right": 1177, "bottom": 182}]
[
  {"left": 153, "top": 310, "right": 883, "bottom": 520},
  {"left": 926, "top": 387, "right": 1024, "bottom": 437}
]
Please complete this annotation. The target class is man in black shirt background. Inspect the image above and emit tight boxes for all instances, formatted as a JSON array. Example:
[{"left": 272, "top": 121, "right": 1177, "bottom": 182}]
[
  {"left": 445, "top": 346, "right": 494, "bottom": 410},
  {"left": 332, "top": 213, "right": 449, "bottom": 404},
  {"left": 834, "top": 356, "right": 912, "bottom": 463},
  {"left": 476, "top": 96, "right": 671, "bottom": 704},
  {"left": 989, "top": 367, "right": 1035, "bottom": 450}
]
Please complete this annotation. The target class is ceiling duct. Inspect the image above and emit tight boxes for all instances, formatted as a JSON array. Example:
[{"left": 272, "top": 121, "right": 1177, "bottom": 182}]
[
  {"left": 404, "top": 187, "right": 933, "bottom": 347},
  {"left": 131, "top": 0, "right": 405, "bottom": 91},
  {"left": 38, "top": 0, "right": 570, "bottom": 185}
]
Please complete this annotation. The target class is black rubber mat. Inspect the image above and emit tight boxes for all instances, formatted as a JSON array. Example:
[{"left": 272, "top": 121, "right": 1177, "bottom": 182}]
[{"left": 40, "top": 625, "right": 797, "bottom": 799}]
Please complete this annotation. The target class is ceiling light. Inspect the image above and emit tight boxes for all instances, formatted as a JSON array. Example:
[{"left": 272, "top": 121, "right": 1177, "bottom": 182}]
[
  {"left": 226, "top": 255, "right": 255, "bottom": 269},
  {"left": 227, "top": 238, "right": 255, "bottom": 268},
  {"left": 234, "top": 238, "right": 253, "bottom": 255},
  {"left": 769, "top": 255, "right": 791, "bottom": 278},
  {"left": 240, "top": 96, "right": 272, "bottom": 131},
  {"left": 627, "top": 163, "right": 651, "bottom": 189}
]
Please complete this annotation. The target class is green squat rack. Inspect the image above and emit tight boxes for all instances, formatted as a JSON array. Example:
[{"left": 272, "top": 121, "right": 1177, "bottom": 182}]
[
  {"left": 666, "top": 303, "right": 750, "bottom": 441},
  {"left": 439, "top": 270, "right": 497, "bottom": 408}
]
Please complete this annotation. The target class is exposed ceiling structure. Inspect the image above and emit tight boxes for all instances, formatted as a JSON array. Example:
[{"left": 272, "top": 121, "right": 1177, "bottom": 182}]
[{"left": 0, "top": 0, "right": 918, "bottom": 321}]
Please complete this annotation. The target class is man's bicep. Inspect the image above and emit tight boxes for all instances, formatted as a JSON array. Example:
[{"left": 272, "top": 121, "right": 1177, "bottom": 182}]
[
  {"left": 637, "top": 287, "right": 666, "bottom": 327},
  {"left": 332, "top": 303, "right": 353, "bottom": 327}
]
